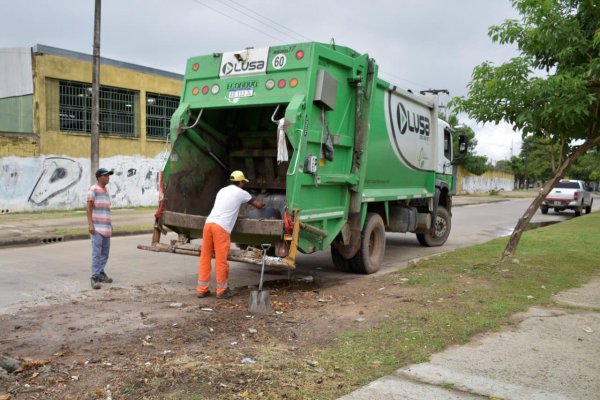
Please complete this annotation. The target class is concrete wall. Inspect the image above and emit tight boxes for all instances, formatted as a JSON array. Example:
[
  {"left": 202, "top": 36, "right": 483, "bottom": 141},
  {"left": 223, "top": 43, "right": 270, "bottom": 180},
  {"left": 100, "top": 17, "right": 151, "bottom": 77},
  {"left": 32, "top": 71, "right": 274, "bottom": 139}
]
[
  {"left": 456, "top": 166, "right": 514, "bottom": 194},
  {"left": 0, "top": 153, "right": 167, "bottom": 213}
]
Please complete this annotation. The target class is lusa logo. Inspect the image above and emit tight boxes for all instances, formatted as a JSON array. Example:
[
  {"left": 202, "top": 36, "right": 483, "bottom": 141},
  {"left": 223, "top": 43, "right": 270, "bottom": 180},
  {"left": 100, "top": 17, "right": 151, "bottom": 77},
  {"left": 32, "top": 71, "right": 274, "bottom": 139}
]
[
  {"left": 221, "top": 60, "right": 266, "bottom": 76},
  {"left": 397, "top": 102, "right": 430, "bottom": 136}
]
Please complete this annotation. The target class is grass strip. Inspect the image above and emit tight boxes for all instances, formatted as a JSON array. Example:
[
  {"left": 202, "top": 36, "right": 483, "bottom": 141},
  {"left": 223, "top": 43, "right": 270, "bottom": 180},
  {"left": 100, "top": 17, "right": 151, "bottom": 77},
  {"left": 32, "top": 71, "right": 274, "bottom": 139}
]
[{"left": 265, "top": 212, "right": 600, "bottom": 399}]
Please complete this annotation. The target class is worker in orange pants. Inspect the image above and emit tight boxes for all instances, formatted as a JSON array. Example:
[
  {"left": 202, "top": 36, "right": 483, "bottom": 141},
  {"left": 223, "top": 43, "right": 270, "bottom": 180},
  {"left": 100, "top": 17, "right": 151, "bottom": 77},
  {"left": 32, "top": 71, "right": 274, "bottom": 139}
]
[
  {"left": 196, "top": 171, "right": 264, "bottom": 299},
  {"left": 197, "top": 223, "right": 231, "bottom": 297}
]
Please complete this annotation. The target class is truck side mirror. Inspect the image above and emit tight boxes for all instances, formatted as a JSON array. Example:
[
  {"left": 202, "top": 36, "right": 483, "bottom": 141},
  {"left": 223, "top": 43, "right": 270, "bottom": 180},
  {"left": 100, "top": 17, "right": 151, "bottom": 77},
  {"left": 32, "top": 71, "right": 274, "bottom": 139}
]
[{"left": 458, "top": 135, "right": 468, "bottom": 154}]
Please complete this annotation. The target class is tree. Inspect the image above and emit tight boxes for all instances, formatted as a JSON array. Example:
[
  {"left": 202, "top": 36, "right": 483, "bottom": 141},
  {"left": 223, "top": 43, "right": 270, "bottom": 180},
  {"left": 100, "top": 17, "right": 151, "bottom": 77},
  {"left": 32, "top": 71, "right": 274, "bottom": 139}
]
[
  {"left": 445, "top": 113, "right": 489, "bottom": 175},
  {"left": 452, "top": 0, "right": 600, "bottom": 260},
  {"left": 569, "top": 147, "right": 600, "bottom": 183}
]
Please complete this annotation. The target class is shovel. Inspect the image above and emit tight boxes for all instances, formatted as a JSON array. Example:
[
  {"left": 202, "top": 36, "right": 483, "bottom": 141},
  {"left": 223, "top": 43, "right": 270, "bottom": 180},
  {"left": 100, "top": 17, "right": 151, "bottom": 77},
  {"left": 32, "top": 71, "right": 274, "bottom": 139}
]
[{"left": 248, "top": 243, "right": 271, "bottom": 314}]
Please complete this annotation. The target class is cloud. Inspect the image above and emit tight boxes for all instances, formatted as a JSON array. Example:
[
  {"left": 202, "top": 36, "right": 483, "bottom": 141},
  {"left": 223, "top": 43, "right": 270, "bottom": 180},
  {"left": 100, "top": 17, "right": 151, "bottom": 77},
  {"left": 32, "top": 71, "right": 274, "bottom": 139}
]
[{"left": 470, "top": 121, "right": 523, "bottom": 162}]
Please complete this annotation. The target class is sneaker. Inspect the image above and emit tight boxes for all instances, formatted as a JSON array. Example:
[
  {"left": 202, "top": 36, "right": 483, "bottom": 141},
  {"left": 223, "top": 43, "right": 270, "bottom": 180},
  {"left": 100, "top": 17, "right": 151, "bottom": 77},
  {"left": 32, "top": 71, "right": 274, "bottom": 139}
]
[
  {"left": 216, "top": 288, "right": 234, "bottom": 299},
  {"left": 91, "top": 277, "right": 101, "bottom": 290},
  {"left": 99, "top": 272, "right": 113, "bottom": 283},
  {"left": 196, "top": 291, "right": 210, "bottom": 298}
]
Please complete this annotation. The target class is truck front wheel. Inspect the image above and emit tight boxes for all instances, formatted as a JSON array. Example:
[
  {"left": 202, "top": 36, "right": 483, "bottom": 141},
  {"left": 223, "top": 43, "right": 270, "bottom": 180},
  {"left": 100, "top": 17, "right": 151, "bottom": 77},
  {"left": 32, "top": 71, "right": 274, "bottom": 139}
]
[
  {"left": 350, "top": 213, "right": 386, "bottom": 274},
  {"left": 416, "top": 207, "right": 451, "bottom": 247}
]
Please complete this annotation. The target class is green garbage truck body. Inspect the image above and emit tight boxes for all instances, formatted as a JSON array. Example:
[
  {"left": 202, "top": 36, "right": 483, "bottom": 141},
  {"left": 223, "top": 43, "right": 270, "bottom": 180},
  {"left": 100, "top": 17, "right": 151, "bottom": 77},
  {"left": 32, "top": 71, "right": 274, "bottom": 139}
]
[{"left": 145, "top": 42, "right": 458, "bottom": 274}]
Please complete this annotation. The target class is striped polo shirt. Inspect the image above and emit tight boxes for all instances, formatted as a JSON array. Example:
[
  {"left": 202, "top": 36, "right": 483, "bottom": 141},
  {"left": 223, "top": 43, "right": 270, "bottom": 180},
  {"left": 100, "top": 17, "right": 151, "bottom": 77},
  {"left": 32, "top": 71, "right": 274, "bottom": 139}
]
[{"left": 87, "top": 184, "right": 112, "bottom": 236}]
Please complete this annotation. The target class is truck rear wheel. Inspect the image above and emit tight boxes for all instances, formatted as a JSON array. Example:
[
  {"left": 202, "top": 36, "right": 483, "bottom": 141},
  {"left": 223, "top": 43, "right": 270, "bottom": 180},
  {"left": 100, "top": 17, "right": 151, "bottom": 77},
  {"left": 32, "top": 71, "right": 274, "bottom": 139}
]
[
  {"left": 541, "top": 205, "right": 548, "bottom": 214},
  {"left": 416, "top": 207, "right": 451, "bottom": 247},
  {"left": 585, "top": 201, "right": 592, "bottom": 214},
  {"left": 350, "top": 213, "right": 385, "bottom": 274},
  {"left": 331, "top": 245, "right": 354, "bottom": 273}
]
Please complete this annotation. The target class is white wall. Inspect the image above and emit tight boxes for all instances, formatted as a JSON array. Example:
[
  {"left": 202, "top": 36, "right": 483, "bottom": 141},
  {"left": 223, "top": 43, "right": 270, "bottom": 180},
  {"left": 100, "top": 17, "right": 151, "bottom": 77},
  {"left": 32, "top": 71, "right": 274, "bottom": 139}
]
[
  {"left": 0, "top": 47, "right": 33, "bottom": 98},
  {"left": 0, "top": 153, "right": 168, "bottom": 213},
  {"left": 460, "top": 176, "right": 514, "bottom": 193}
]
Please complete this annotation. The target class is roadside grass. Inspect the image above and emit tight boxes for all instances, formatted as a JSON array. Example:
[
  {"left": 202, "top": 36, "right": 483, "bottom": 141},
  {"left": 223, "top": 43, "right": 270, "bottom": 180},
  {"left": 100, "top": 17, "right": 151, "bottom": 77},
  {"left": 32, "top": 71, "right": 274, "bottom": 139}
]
[{"left": 260, "top": 212, "right": 600, "bottom": 399}]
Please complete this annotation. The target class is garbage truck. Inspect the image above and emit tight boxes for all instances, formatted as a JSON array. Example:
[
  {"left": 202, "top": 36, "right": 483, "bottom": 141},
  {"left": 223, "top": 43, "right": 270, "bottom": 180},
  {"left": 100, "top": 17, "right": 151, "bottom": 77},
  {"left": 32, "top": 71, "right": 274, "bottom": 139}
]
[{"left": 138, "top": 41, "right": 465, "bottom": 274}]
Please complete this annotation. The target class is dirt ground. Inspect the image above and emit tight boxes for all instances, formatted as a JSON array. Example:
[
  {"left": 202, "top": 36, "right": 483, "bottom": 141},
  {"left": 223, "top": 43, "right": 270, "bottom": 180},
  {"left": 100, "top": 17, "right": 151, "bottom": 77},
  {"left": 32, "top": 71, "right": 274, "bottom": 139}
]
[{"left": 0, "top": 272, "right": 409, "bottom": 400}]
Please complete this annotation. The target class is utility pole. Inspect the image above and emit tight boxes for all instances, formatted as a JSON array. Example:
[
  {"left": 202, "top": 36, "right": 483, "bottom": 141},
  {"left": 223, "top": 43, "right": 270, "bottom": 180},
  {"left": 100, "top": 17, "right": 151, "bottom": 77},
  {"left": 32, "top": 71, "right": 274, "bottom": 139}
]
[{"left": 90, "top": 0, "right": 101, "bottom": 183}]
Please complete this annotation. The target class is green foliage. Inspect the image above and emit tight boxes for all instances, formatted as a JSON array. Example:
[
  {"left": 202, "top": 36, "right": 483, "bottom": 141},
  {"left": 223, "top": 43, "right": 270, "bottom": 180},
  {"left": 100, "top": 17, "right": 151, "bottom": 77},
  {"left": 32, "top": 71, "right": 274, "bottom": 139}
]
[
  {"left": 445, "top": 113, "right": 489, "bottom": 175},
  {"left": 452, "top": 0, "right": 600, "bottom": 152},
  {"left": 569, "top": 147, "right": 600, "bottom": 181}
]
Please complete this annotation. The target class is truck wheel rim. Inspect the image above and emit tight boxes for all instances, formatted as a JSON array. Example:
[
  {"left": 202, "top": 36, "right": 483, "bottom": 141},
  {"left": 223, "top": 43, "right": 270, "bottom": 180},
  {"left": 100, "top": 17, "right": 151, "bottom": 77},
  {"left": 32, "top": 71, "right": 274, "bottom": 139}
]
[{"left": 434, "top": 216, "right": 447, "bottom": 238}]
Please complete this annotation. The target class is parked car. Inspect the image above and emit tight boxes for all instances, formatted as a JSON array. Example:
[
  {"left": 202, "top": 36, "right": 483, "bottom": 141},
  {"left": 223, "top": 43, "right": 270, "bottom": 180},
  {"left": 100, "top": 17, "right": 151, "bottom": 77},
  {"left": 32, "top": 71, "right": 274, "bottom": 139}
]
[{"left": 541, "top": 179, "right": 593, "bottom": 216}]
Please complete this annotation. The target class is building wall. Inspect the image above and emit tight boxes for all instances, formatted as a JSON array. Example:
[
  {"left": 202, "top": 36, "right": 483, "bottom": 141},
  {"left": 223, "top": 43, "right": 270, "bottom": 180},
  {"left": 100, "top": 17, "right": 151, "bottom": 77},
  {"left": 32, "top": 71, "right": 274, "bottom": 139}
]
[
  {"left": 456, "top": 166, "right": 514, "bottom": 194},
  {"left": 0, "top": 47, "right": 182, "bottom": 212},
  {"left": 33, "top": 52, "right": 181, "bottom": 158},
  {"left": 0, "top": 153, "right": 166, "bottom": 213},
  {"left": 0, "top": 133, "right": 39, "bottom": 157},
  {"left": 0, "top": 95, "right": 33, "bottom": 133}
]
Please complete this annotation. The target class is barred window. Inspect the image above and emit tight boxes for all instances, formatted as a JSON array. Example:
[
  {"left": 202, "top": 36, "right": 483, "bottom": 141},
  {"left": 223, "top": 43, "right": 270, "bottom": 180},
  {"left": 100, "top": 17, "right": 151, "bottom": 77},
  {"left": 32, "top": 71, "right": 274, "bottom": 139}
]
[
  {"left": 146, "top": 93, "right": 179, "bottom": 140},
  {"left": 58, "top": 80, "right": 137, "bottom": 137}
]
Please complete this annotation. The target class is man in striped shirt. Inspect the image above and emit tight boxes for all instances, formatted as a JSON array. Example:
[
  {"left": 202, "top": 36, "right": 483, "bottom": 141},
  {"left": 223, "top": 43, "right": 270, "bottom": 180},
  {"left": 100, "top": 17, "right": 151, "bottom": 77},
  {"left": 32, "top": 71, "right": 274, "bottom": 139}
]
[{"left": 86, "top": 168, "right": 114, "bottom": 289}]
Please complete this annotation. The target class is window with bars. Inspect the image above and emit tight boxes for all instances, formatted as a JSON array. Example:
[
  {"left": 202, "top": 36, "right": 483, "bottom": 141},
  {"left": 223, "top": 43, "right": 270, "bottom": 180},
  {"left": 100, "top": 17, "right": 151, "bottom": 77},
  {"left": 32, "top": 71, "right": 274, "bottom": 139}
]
[
  {"left": 146, "top": 93, "right": 179, "bottom": 140},
  {"left": 58, "top": 80, "right": 137, "bottom": 137}
]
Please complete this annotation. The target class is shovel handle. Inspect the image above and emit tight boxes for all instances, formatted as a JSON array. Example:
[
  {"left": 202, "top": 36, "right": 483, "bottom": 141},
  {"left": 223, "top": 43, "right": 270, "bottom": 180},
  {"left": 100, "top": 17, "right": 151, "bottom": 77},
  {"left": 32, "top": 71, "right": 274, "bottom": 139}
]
[{"left": 258, "top": 244, "right": 271, "bottom": 292}]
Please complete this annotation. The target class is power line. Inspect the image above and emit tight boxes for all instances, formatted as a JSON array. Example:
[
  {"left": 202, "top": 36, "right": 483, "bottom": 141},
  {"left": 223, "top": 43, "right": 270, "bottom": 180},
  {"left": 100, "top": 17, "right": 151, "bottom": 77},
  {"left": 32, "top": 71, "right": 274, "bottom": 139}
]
[
  {"left": 378, "top": 70, "right": 430, "bottom": 92},
  {"left": 191, "top": 0, "right": 424, "bottom": 95},
  {"left": 225, "top": 0, "right": 313, "bottom": 42},
  {"left": 220, "top": 0, "right": 305, "bottom": 43},
  {"left": 191, "top": 0, "right": 285, "bottom": 43}
]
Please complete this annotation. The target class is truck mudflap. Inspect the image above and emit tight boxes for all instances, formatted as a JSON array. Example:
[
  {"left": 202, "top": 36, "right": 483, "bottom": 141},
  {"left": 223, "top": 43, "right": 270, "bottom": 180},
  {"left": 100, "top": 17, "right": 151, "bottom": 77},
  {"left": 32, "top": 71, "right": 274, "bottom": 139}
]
[{"left": 137, "top": 242, "right": 296, "bottom": 270}]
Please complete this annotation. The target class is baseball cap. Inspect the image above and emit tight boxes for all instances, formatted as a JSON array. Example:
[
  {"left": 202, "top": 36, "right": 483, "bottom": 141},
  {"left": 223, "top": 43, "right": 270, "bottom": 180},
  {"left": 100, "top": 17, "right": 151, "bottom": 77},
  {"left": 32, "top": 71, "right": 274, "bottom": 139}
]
[
  {"left": 229, "top": 170, "right": 249, "bottom": 182},
  {"left": 95, "top": 168, "right": 114, "bottom": 179}
]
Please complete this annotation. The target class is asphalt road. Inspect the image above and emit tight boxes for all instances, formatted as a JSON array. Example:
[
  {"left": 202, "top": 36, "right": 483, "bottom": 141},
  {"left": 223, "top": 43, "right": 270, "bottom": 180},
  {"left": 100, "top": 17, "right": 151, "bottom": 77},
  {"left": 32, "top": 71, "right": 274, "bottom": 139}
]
[{"left": 0, "top": 198, "right": 579, "bottom": 314}]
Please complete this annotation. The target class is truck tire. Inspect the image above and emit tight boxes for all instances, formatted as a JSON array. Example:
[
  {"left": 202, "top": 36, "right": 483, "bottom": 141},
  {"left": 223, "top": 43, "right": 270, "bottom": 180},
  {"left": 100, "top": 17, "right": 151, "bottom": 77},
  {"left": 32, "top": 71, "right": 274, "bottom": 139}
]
[
  {"left": 349, "top": 213, "right": 385, "bottom": 274},
  {"left": 575, "top": 207, "right": 582, "bottom": 217},
  {"left": 541, "top": 205, "right": 548, "bottom": 214},
  {"left": 585, "top": 200, "right": 592, "bottom": 214},
  {"left": 416, "top": 206, "right": 451, "bottom": 247},
  {"left": 331, "top": 245, "right": 354, "bottom": 273}
]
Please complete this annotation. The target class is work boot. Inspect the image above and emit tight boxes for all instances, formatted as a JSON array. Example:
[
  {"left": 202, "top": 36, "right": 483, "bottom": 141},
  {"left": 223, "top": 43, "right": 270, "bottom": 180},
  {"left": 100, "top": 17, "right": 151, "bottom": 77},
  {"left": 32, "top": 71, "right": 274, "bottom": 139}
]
[
  {"left": 216, "top": 288, "right": 234, "bottom": 299},
  {"left": 99, "top": 272, "right": 113, "bottom": 283},
  {"left": 196, "top": 290, "right": 210, "bottom": 298},
  {"left": 91, "top": 277, "right": 101, "bottom": 290}
]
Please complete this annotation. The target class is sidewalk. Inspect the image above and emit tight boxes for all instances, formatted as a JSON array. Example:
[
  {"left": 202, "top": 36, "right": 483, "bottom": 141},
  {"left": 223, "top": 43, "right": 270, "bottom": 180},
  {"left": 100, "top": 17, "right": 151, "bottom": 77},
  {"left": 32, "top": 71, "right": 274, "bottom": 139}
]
[
  {"left": 0, "top": 208, "right": 156, "bottom": 248},
  {"left": 0, "top": 195, "right": 510, "bottom": 248},
  {"left": 340, "top": 276, "right": 600, "bottom": 399}
]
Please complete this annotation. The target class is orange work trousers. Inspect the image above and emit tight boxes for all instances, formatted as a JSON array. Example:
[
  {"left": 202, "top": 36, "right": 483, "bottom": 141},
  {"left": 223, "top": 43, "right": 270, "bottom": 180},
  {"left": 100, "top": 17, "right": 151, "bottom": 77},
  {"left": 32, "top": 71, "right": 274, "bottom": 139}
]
[{"left": 197, "top": 223, "right": 231, "bottom": 296}]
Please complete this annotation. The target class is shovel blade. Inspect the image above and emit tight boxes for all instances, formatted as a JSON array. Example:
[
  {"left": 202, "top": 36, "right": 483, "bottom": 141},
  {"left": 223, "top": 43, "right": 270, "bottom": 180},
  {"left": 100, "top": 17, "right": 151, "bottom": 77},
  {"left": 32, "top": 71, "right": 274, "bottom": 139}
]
[{"left": 248, "top": 290, "right": 271, "bottom": 314}]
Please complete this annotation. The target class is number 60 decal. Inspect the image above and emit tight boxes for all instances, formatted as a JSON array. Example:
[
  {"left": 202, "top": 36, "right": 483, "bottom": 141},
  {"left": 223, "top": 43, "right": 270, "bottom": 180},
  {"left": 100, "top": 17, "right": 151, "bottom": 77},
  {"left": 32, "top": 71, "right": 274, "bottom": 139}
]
[{"left": 272, "top": 54, "right": 286, "bottom": 69}]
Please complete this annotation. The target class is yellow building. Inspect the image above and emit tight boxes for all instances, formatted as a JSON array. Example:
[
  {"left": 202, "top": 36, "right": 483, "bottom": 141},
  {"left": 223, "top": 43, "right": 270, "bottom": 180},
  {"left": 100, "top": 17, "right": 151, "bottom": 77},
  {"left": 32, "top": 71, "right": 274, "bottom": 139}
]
[
  {"left": 0, "top": 45, "right": 182, "bottom": 212},
  {"left": 0, "top": 44, "right": 182, "bottom": 158}
]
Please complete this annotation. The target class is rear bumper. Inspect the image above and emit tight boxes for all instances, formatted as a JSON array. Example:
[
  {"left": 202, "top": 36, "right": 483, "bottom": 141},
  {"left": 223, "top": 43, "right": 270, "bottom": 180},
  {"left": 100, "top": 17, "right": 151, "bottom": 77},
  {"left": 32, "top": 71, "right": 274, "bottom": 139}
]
[
  {"left": 542, "top": 199, "right": 579, "bottom": 210},
  {"left": 137, "top": 241, "right": 295, "bottom": 270}
]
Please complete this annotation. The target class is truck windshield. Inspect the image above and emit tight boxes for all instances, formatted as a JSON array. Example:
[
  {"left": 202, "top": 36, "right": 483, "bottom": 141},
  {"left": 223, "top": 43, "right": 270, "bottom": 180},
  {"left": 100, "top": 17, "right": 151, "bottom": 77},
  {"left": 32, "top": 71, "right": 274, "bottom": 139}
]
[{"left": 555, "top": 181, "right": 580, "bottom": 189}]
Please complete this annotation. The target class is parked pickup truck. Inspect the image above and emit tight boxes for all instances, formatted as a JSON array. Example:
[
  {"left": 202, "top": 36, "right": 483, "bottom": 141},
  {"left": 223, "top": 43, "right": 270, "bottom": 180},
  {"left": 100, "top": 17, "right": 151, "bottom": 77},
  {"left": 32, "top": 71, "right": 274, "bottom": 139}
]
[{"left": 541, "top": 179, "right": 593, "bottom": 216}]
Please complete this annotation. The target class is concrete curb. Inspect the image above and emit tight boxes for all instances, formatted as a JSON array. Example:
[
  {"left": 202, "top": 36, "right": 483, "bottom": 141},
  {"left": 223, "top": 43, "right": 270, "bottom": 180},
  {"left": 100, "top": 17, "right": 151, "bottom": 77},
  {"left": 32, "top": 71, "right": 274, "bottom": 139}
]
[{"left": 0, "top": 229, "right": 153, "bottom": 249}]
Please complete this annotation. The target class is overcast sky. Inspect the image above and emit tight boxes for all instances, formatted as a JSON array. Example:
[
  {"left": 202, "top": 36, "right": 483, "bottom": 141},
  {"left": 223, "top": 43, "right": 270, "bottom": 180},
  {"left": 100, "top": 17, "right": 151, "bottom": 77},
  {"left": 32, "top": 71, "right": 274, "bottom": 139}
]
[{"left": 1, "top": 0, "right": 523, "bottom": 161}]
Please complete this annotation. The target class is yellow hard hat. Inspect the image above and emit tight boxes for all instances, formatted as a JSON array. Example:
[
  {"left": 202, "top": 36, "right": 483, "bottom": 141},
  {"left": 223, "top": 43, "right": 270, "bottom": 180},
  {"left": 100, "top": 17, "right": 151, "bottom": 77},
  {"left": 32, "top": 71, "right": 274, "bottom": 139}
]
[{"left": 230, "top": 170, "right": 249, "bottom": 182}]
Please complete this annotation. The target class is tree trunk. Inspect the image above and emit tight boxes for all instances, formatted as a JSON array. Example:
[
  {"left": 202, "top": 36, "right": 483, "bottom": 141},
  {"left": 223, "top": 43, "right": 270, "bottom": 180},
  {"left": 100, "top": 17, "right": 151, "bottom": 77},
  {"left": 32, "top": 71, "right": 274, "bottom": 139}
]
[{"left": 502, "top": 135, "right": 600, "bottom": 261}]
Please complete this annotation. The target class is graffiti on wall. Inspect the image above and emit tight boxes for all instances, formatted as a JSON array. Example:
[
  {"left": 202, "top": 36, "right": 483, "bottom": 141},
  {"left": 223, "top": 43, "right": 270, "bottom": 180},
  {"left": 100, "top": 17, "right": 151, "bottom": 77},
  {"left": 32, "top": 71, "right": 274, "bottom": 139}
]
[{"left": 0, "top": 153, "right": 168, "bottom": 212}]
